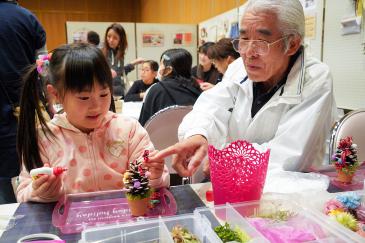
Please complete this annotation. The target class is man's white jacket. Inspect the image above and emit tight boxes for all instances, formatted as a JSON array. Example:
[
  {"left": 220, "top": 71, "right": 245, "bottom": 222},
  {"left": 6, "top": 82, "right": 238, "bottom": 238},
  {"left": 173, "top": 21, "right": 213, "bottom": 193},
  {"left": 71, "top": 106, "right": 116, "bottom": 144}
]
[{"left": 179, "top": 50, "right": 337, "bottom": 172}]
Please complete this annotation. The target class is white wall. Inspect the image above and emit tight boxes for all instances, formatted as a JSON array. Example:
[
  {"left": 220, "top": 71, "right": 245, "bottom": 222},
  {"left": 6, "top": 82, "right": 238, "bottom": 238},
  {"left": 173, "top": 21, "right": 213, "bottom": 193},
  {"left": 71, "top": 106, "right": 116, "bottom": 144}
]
[{"left": 323, "top": 0, "right": 365, "bottom": 109}]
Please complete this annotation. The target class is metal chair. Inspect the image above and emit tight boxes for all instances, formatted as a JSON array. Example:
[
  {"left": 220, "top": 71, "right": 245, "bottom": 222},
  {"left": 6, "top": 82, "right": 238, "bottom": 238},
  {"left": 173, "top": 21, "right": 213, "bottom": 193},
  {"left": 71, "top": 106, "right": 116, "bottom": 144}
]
[
  {"left": 329, "top": 109, "right": 365, "bottom": 164},
  {"left": 144, "top": 105, "right": 205, "bottom": 186}
]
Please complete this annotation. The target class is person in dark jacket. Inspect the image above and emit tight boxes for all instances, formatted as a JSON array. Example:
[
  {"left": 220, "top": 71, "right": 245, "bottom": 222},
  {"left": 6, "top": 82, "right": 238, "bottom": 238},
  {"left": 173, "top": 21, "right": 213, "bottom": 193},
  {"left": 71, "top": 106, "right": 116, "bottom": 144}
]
[
  {"left": 138, "top": 49, "right": 202, "bottom": 126},
  {"left": 124, "top": 60, "right": 159, "bottom": 102},
  {"left": 0, "top": 0, "right": 46, "bottom": 204}
]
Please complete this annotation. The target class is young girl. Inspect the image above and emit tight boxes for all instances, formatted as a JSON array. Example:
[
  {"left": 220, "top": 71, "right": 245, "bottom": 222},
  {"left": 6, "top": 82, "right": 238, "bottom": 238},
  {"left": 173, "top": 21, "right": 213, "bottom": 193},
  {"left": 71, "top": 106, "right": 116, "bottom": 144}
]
[
  {"left": 191, "top": 42, "right": 222, "bottom": 91},
  {"left": 102, "top": 23, "right": 144, "bottom": 97},
  {"left": 16, "top": 43, "right": 169, "bottom": 202},
  {"left": 124, "top": 60, "right": 159, "bottom": 102},
  {"left": 207, "top": 38, "right": 240, "bottom": 75}
]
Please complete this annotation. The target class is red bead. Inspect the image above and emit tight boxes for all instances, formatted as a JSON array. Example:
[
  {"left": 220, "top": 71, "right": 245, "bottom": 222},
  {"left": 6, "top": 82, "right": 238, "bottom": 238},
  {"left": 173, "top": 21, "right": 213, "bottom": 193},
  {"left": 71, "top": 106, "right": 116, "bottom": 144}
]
[{"left": 206, "top": 190, "right": 214, "bottom": 202}]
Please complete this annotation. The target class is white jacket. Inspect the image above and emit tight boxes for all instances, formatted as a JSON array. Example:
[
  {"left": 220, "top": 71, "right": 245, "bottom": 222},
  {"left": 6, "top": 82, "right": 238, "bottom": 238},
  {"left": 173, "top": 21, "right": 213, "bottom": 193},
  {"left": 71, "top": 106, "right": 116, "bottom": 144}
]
[{"left": 179, "top": 50, "right": 337, "bottom": 172}]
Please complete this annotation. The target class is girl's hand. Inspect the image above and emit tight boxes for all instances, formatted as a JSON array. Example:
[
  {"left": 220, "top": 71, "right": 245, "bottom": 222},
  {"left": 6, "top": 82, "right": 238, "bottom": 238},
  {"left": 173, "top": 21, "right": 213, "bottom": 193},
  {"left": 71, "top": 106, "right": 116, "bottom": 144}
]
[
  {"left": 200, "top": 82, "right": 215, "bottom": 91},
  {"left": 144, "top": 150, "right": 164, "bottom": 180},
  {"left": 31, "top": 174, "right": 63, "bottom": 200}
]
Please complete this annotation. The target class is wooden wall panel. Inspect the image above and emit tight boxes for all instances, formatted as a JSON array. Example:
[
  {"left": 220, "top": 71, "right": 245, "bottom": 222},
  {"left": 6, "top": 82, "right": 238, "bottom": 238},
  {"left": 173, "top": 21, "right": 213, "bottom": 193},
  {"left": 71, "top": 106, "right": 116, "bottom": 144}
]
[
  {"left": 18, "top": 0, "right": 245, "bottom": 50},
  {"left": 139, "top": 0, "right": 246, "bottom": 24},
  {"left": 18, "top": 0, "right": 140, "bottom": 50}
]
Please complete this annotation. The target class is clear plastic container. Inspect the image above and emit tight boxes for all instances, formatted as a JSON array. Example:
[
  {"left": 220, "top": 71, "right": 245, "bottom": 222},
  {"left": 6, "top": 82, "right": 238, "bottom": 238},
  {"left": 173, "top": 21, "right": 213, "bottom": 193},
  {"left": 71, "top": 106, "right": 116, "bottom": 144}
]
[
  {"left": 195, "top": 204, "right": 269, "bottom": 242},
  {"left": 80, "top": 213, "right": 220, "bottom": 243},
  {"left": 52, "top": 188, "right": 176, "bottom": 234},
  {"left": 80, "top": 218, "right": 172, "bottom": 243},
  {"left": 305, "top": 191, "right": 365, "bottom": 243},
  {"left": 229, "top": 198, "right": 354, "bottom": 243},
  {"left": 79, "top": 194, "right": 355, "bottom": 243}
]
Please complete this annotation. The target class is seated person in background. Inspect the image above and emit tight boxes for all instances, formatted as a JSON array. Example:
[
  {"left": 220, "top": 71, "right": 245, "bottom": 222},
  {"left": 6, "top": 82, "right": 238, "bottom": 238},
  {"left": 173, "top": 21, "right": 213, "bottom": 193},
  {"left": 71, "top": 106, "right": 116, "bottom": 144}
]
[
  {"left": 138, "top": 48, "right": 202, "bottom": 126},
  {"left": 153, "top": 0, "right": 337, "bottom": 178},
  {"left": 192, "top": 42, "right": 222, "bottom": 91},
  {"left": 16, "top": 44, "right": 169, "bottom": 202},
  {"left": 207, "top": 38, "right": 240, "bottom": 75},
  {"left": 87, "top": 30, "right": 100, "bottom": 46},
  {"left": 124, "top": 60, "right": 159, "bottom": 102}
]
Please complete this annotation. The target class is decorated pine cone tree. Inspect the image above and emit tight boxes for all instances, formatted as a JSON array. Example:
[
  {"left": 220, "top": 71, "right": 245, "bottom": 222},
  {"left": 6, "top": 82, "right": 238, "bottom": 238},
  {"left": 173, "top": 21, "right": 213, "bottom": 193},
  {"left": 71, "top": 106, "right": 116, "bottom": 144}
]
[
  {"left": 123, "top": 150, "right": 152, "bottom": 200},
  {"left": 332, "top": 136, "right": 359, "bottom": 175}
]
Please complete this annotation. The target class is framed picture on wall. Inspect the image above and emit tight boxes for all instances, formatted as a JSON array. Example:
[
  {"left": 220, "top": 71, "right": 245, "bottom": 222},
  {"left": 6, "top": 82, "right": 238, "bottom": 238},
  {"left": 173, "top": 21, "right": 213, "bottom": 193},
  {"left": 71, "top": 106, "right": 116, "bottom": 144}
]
[
  {"left": 142, "top": 33, "right": 164, "bottom": 47},
  {"left": 172, "top": 32, "right": 193, "bottom": 46}
]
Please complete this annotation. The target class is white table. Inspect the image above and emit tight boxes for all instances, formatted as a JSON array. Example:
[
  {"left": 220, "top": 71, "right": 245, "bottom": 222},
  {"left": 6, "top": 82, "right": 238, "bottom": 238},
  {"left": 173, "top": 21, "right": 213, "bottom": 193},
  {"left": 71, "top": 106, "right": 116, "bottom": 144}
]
[
  {"left": 119, "top": 101, "right": 143, "bottom": 120},
  {"left": 0, "top": 203, "right": 19, "bottom": 238}
]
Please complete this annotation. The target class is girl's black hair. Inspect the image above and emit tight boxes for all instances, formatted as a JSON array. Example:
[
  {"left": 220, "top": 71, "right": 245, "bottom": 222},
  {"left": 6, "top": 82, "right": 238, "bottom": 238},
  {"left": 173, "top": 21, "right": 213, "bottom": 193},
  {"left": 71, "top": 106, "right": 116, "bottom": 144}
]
[
  {"left": 143, "top": 60, "right": 159, "bottom": 72},
  {"left": 160, "top": 48, "right": 200, "bottom": 89},
  {"left": 102, "top": 23, "right": 127, "bottom": 61},
  {"left": 18, "top": 43, "right": 113, "bottom": 172}
]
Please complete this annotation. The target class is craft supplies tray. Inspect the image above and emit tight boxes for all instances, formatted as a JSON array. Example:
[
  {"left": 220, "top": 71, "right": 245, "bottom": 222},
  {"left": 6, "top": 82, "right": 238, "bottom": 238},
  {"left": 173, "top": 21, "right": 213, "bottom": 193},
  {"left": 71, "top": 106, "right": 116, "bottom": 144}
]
[
  {"left": 79, "top": 213, "right": 221, "bottom": 243},
  {"left": 52, "top": 188, "right": 177, "bottom": 234},
  {"left": 307, "top": 191, "right": 365, "bottom": 242},
  {"left": 79, "top": 194, "right": 353, "bottom": 242},
  {"left": 196, "top": 196, "right": 353, "bottom": 243}
]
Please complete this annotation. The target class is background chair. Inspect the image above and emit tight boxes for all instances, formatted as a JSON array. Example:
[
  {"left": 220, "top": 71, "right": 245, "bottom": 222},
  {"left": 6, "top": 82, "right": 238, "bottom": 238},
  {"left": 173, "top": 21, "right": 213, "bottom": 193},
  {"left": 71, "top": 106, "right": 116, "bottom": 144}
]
[
  {"left": 144, "top": 105, "right": 205, "bottom": 186},
  {"left": 329, "top": 109, "right": 365, "bottom": 164}
]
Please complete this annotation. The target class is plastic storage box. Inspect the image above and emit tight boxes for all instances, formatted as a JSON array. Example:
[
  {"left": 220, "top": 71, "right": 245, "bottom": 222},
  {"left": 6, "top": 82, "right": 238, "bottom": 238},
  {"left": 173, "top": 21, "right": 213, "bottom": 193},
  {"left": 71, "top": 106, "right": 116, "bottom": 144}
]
[
  {"left": 79, "top": 213, "right": 220, "bottom": 243},
  {"left": 52, "top": 188, "right": 176, "bottom": 234},
  {"left": 228, "top": 198, "right": 354, "bottom": 242},
  {"left": 79, "top": 203, "right": 267, "bottom": 242},
  {"left": 305, "top": 191, "right": 365, "bottom": 243},
  {"left": 79, "top": 195, "right": 354, "bottom": 242}
]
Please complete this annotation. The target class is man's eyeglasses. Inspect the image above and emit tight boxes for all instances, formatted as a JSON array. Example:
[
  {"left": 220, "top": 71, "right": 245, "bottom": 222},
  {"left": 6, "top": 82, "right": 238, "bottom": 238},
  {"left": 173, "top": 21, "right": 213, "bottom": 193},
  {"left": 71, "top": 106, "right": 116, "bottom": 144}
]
[{"left": 231, "top": 36, "right": 288, "bottom": 56}]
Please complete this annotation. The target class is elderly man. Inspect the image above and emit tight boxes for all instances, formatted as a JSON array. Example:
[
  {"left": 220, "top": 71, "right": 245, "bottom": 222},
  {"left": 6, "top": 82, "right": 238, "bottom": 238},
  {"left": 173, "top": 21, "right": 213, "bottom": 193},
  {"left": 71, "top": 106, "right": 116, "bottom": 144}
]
[{"left": 154, "top": 0, "right": 336, "bottom": 178}]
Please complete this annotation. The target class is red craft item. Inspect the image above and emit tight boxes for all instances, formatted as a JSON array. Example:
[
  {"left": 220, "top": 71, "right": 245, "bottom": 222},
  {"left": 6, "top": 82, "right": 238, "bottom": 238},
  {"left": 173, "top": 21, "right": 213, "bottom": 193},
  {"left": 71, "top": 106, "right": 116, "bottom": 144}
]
[
  {"left": 206, "top": 190, "right": 214, "bottom": 202},
  {"left": 208, "top": 140, "right": 270, "bottom": 205}
]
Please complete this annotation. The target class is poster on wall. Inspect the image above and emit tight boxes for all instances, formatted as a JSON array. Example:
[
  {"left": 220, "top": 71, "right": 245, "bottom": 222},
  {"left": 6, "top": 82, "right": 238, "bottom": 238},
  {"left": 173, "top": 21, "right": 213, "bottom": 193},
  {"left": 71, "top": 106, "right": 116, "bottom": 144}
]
[
  {"left": 305, "top": 14, "right": 316, "bottom": 39},
  {"left": 300, "top": 0, "right": 316, "bottom": 11},
  {"left": 142, "top": 33, "right": 164, "bottom": 47},
  {"left": 173, "top": 32, "right": 193, "bottom": 46},
  {"left": 72, "top": 29, "right": 89, "bottom": 43},
  {"left": 198, "top": 8, "right": 239, "bottom": 45}
]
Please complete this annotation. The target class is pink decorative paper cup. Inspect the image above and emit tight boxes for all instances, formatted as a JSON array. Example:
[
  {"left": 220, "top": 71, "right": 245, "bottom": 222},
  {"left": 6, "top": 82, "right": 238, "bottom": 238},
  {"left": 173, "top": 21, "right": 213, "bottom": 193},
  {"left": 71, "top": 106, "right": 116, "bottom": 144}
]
[{"left": 208, "top": 140, "right": 270, "bottom": 205}]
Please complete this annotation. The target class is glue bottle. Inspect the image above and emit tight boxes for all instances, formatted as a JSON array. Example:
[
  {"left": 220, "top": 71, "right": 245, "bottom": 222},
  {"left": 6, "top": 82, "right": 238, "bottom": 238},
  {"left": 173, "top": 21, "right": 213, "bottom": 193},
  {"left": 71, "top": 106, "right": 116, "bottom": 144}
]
[{"left": 30, "top": 167, "right": 67, "bottom": 180}]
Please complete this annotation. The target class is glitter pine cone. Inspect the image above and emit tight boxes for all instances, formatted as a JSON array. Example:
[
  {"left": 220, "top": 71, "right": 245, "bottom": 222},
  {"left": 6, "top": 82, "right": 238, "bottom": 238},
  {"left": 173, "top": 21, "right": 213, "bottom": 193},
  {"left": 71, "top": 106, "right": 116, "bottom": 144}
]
[
  {"left": 123, "top": 156, "right": 151, "bottom": 200},
  {"left": 331, "top": 136, "right": 359, "bottom": 174}
]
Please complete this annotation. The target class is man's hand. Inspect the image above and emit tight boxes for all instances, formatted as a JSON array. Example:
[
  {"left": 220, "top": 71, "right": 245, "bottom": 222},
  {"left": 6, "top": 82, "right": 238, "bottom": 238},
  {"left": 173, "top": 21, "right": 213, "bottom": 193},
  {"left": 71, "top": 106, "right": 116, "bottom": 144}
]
[{"left": 153, "top": 135, "right": 208, "bottom": 177}]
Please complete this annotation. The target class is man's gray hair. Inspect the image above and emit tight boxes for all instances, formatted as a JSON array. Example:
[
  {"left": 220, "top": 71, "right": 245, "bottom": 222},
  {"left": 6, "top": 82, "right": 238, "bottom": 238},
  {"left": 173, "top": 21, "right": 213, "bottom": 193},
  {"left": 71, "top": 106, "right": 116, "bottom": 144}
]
[{"left": 243, "top": 0, "right": 305, "bottom": 44}]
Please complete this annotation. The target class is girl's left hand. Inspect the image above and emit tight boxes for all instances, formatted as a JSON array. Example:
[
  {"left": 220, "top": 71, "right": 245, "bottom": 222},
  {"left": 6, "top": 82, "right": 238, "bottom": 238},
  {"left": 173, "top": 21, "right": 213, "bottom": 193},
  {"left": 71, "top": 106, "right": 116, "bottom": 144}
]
[{"left": 143, "top": 150, "right": 164, "bottom": 180}]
